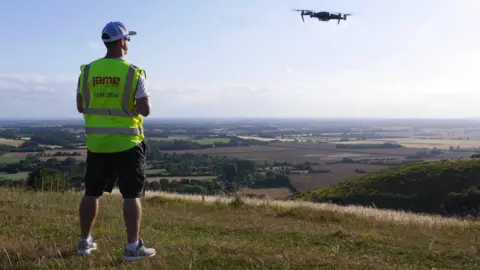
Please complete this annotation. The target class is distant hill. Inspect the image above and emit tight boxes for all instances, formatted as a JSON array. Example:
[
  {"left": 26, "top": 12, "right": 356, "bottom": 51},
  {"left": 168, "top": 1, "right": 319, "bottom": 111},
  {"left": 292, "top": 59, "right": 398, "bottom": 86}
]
[{"left": 290, "top": 158, "right": 480, "bottom": 217}]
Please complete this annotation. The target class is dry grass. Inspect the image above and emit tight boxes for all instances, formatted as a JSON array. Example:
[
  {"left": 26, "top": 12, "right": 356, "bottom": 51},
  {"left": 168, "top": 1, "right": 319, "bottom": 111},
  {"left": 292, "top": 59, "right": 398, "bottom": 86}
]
[
  {"left": 238, "top": 187, "right": 292, "bottom": 200},
  {"left": 0, "top": 138, "right": 25, "bottom": 147},
  {"left": 2, "top": 188, "right": 480, "bottom": 269}
]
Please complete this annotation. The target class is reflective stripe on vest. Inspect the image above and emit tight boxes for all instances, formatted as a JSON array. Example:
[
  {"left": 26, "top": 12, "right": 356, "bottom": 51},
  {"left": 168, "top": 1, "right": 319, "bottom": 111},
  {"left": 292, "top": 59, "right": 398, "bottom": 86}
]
[
  {"left": 85, "top": 126, "right": 144, "bottom": 135},
  {"left": 81, "top": 63, "right": 143, "bottom": 135},
  {"left": 81, "top": 64, "right": 139, "bottom": 117}
]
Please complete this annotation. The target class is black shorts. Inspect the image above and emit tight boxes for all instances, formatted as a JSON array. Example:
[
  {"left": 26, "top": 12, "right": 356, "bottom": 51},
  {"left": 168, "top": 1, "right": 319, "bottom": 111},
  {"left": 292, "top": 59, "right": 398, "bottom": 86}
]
[{"left": 84, "top": 141, "right": 147, "bottom": 199}]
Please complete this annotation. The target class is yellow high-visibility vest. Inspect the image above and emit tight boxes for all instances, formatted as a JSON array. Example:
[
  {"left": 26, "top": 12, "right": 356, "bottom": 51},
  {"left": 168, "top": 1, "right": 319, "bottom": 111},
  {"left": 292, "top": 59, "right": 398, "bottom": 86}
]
[{"left": 78, "top": 58, "right": 146, "bottom": 153}]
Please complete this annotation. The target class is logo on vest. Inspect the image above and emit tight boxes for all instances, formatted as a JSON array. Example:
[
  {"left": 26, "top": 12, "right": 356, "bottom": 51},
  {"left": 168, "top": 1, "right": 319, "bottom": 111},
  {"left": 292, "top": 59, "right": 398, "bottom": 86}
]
[
  {"left": 92, "top": 76, "right": 121, "bottom": 98},
  {"left": 92, "top": 76, "right": 120, "bottom": 87}
]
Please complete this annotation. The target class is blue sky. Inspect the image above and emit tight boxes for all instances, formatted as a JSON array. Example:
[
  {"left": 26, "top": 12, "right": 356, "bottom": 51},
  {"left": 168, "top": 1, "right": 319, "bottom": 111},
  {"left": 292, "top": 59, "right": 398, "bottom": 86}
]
[{"left": 0, "top": 0, "right": 479, "bottom": 119}]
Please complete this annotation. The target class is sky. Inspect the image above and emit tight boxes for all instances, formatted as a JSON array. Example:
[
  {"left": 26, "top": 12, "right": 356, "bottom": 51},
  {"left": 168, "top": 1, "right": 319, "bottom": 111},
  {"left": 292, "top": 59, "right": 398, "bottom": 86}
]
[{"left": 0, "top": 0, "right": 479, "bottom": 119}]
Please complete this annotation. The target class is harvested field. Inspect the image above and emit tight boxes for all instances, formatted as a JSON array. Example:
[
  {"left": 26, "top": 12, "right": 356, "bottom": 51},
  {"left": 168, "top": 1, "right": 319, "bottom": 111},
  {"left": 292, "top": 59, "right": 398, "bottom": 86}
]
[
  {"left": 0, "top": 138, "right": 25, "bottom": 147},
  {"left": 239, "top": 187, "right": 292, "bottom": 199}
]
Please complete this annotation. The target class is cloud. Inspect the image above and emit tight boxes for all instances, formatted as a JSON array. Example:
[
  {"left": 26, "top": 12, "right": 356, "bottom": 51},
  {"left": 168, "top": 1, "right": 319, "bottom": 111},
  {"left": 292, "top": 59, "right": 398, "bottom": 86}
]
[
  {"left": 0, "top": 74, "right": 77, "bottom": 97},
  {"left": 85, "top": 41, "right": 104, "bottom": 52}
]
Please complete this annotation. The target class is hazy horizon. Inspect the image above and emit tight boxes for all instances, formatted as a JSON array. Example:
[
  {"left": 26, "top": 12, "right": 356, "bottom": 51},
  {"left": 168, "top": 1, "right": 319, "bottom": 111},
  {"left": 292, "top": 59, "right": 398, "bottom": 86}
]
[{"left": 1, "top": 0, "right": 479, "bottom": 119}]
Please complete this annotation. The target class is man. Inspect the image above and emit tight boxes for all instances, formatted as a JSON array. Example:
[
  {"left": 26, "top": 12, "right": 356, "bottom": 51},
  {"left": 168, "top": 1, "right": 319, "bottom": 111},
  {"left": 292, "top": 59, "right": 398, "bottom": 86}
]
[{"left": 75, "top": 21, "right": 156, "bottom": 261}]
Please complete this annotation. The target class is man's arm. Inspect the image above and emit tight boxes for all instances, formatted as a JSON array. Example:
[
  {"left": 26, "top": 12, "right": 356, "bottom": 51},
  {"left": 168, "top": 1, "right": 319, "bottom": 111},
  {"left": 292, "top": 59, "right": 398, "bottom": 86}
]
[
  {"left": 76, "top": 76, "right": 83, "bottom": 113},
  {"left": 134, "top": 72, "right": 151, "bottom": 117}
]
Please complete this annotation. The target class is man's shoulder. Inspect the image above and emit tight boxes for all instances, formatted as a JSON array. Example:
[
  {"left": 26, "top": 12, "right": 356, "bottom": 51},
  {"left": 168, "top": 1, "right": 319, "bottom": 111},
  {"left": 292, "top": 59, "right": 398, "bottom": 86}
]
[{"left": 129, "top": 64, "right": 147, "bottom": 80}]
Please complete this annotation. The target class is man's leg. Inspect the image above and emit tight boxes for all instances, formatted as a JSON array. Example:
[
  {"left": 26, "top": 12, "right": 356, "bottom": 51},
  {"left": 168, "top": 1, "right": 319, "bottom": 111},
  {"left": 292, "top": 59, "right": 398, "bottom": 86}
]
[
  {"left": 78, "top": 151, "right": 111, "bottom": 255},
  {"left": 116, "top": 141, "right": 156, "bottom": 261}
]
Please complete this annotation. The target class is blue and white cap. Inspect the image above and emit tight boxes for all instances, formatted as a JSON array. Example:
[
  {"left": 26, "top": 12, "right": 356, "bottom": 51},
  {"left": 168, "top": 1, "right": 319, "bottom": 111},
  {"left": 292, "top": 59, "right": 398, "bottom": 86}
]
[{"left": 101, "top": 21, "right": 137, "bottom": 42}]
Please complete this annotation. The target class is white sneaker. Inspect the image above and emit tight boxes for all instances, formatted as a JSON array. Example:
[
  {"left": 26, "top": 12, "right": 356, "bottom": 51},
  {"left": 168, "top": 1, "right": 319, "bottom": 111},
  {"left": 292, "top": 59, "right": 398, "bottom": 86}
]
[
  {"left": 77, "top": 236, "right": 98, "bottom": 255},
  {"left": 123, "top": 239, "right": 156, "bottom": 261}
]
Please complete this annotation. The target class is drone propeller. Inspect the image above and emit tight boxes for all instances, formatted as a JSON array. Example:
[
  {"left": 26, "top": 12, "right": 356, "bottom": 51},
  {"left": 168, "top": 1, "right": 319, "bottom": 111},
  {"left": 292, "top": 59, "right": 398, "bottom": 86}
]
[{"left": 291, "top": 9, "right": 311, "bottom": 22}]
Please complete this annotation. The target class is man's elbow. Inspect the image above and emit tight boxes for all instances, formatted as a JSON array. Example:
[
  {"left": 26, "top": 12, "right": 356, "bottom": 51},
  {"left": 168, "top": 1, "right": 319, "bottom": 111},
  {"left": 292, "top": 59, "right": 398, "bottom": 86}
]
[
  {"left": 135, "top": 97, "right": 151, "bottom": 117},
  {"left": 76, "top": 94, "right": 84, "bottom": 113},
  {"left": 138, "top": 108, "right": 150, "bottom": 117}
]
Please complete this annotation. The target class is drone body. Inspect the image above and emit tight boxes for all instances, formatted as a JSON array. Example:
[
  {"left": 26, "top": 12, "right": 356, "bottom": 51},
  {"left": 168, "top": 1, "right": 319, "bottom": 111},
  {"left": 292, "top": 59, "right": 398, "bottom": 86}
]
[{"left": 292, "top": 9, "right": 353, "bottom": 24}]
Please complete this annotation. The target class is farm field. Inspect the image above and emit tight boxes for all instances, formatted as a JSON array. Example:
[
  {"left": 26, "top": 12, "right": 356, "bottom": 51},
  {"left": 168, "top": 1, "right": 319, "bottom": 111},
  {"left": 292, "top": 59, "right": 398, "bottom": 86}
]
[
  {"left": 162, "top": 143, "right": 421, "bottom": 164},
  {"left": 149, "top": 136, "right": 231, "bottom": 145},
  {"left": 0, "top": 156, "right": 26, "bottom": 164},
  {"left": 0, "top": 172, "right": 29, "bottom": 181},
  {"left": 237, "top": 136, "right": 295, "bottom": 142},
  {"left": 192, "top": 137, "right": 230, "bottom": 145},
  {"left": 146, "top": 169, "right": 167, "bottom": 174},
  {"left": 1, "top": 152, "right": 39, "bottom": 158},
  {"left": 0, "top": 138, "right": 25, "bottom": 146},
  {"left": 335, "top": 138, "right": 480, "bottom": 149},
  {"left": 148, "top": 135, "right": 190, "bottom": 141},
  {"left": 146, "top": 175, "right": 217, "bottom": 182},
  {"left": 290, "top": 163, "right": 390, "bottom": 192}
]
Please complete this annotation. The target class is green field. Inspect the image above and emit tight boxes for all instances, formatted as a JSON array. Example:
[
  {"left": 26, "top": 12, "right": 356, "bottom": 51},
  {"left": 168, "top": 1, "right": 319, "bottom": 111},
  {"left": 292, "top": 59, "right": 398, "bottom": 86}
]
[
  {"left": 148, "top": 136, "right": 191, "bottom": 141},
  {"left": 0, "top": 157, "right": 26, "bottom": 164},
  {"left": 0, "top": 172, "right": 29, "bottom": 181},
  {"left": 146, "top": 169, "right": 167, "bottom": 174},
  {"left": 1, "top": 188, "right": 479, "bottom": 269}
]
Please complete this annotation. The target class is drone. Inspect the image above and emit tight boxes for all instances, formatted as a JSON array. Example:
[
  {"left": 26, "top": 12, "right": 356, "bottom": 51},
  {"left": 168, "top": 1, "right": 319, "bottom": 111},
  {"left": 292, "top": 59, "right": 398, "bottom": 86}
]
[{"left": 292, "top": 9, "right": 353, "bottom": 24}]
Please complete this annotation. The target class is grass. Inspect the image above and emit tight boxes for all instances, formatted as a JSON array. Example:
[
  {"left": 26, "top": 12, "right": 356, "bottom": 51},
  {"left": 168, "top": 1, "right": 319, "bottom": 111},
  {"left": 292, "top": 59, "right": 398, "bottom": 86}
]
[{"left": 1, "top": 188, "right": 480, "bottom": 269}]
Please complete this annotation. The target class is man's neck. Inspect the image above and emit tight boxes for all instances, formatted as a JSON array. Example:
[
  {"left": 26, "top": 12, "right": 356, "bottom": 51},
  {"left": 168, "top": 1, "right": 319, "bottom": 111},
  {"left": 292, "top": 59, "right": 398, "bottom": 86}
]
[
  {"left": 105, "top": 54, "right": 123, "bottom": 59},
  {"left": 105, "top": 50, "right": 124, "bottom": 59}
]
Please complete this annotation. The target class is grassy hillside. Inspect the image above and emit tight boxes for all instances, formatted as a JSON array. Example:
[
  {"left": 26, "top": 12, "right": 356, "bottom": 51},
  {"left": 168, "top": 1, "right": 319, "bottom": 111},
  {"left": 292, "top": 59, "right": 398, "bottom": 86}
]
[
  {"left": 291, "top": 158, "right": 480, "bottom": 216},
  {"left": 1, "top": 188, "right": 480, "bottom": 269}
]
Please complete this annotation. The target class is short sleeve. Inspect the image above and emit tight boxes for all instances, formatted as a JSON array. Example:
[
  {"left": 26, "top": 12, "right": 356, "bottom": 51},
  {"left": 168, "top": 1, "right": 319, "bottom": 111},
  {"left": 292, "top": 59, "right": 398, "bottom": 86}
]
[{"left": 135, "top": 71, "right": 151, "bottom": 99}]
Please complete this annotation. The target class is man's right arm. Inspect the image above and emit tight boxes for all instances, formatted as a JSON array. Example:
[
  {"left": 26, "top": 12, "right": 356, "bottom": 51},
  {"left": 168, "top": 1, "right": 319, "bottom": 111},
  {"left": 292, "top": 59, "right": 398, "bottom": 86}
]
[
  {"left": 134, "top": 71, "right": 151, "bottom": 117},
  {"left": 76, "top": 76, "right": 84, "bottom": 113}
]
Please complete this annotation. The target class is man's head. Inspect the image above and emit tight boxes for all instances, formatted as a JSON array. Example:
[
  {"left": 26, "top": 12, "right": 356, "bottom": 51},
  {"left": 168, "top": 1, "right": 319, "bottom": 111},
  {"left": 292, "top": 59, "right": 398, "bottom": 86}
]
[{"left": 101, "top": 21, "right": 137, "bottom": 56}]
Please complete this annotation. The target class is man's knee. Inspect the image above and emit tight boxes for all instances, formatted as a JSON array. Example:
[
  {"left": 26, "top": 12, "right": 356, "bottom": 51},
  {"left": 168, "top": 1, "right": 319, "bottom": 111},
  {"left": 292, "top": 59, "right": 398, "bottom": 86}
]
[{"left": 120, "top": 186, "right": 145, "bottom": 199}]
